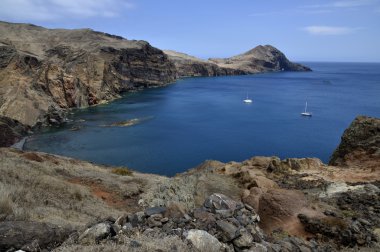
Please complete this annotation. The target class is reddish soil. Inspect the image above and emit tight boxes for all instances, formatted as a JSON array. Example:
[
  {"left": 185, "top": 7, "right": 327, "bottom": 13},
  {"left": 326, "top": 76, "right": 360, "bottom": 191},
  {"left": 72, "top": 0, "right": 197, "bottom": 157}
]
[{"left": 67, "top": 177, "right": 141, "bottom": 212}]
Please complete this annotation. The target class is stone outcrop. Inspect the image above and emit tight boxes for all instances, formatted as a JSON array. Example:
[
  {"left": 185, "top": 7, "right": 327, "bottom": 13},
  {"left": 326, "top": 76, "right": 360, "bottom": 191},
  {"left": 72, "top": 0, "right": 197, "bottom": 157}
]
[
  {"left": 0, "top": 21, "right": 177, "bottom": 129},
  {"left": 329, "top": 115, "right": 380, "bottom": 169},
  {"left": 0, "top": 221, "right": 73, "bottom": 251},
  {"left": 0, "top": 116, "right": 28, "bottom": 147},
  {"left": 209, "top": 45, "right": 311, "bottom": 73},
  {"left": 62, "top": 193, "right": 326, "bottom": 251}
]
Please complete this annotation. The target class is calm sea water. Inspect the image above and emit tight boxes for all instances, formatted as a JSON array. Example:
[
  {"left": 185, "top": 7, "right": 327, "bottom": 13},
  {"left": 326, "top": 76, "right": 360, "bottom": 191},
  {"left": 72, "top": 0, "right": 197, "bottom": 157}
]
[{"left": 25, "top": 62, "right": 380, "bottom": 176}]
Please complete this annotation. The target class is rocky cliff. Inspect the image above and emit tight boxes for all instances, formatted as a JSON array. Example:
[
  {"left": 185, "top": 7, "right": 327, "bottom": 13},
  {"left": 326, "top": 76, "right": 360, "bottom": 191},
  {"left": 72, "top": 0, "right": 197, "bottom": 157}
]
[
  {"left": 209, "top": 45, "right": 311, "bottom": 73},
  {"left": 329, "top": 115, "right": 380, "bottom": 169},
  {"left": 0, "top": 21, "right": 177, "bottom": 129}
]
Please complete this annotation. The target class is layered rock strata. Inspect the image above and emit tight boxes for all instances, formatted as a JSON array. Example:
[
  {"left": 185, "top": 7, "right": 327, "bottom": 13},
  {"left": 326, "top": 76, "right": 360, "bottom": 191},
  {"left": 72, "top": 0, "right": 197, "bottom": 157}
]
[{"left": 0, "top": 21, "right": 177, "bottom": 130}]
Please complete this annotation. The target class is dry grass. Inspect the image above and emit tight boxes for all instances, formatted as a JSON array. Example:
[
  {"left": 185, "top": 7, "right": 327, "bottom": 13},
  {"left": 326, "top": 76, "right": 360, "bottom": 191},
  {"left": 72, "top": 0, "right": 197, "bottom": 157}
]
[
  {"left": 111, "top": 167, "right": 133, "bottom": 176},
  {"left": 53, "top": 233, "right": 192, "bottom": 252},
  {"left": 0, "top": 148, "right": 166, "bottom": 227}
]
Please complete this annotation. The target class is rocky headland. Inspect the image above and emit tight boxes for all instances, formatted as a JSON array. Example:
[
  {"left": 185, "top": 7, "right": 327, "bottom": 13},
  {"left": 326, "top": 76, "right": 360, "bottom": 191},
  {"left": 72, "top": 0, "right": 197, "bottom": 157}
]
[
  {"left": 0, "top": 21, "right": 310, "bottom": 147},
  {"left": 209, "top": 45, "right": 311, "bottom": 73},
  {"left": 0, "top": 116, "right": 379, "bottom": 251}
]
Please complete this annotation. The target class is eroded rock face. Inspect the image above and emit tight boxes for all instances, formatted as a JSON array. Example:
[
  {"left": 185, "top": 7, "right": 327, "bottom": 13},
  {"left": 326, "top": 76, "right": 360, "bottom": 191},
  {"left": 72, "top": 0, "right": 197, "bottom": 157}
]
[
  {"left": 0, "top": 22, "right": 177, "bottom": 127},
  {"left": 0, "top": 116, "right": 28, "bottom": 147},
  {"left": 329, "top": 115, "right": 380, "bottom": 169}
]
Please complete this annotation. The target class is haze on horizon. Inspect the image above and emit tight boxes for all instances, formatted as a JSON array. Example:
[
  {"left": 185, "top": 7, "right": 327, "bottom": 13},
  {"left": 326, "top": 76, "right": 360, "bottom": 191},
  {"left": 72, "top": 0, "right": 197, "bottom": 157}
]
[{"left": 1, "top": 0, "right": 379, "bottom": 62}]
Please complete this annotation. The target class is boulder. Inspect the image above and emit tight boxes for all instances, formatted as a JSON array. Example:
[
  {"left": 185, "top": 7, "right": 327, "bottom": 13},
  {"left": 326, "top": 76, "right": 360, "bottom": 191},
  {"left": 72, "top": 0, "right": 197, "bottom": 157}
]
[
  {"left": 216, "top": 220, "right": 238, "bottom": 242},
  {"left": 185, "top": 229, "right": 223, "bottom": 252},
  {"left": 204, "top": 193, "right": 237, "bottom": 217},
  {"left": 78, "top": 222, "right": 115, "bottom": 245},
  {"left": 233, "top": 228, "right": 253, "bottom": 248},
  {"left": 0, "top": 221, "right": 72, "bottom": 251},
  {"left": 145, "top": 206, "right": 166, "bottom": 216},
  {"left": 242, "top": 187, "right": 264, "bottom": 212},
  {"left": 258, "top": 189, "right": 307, "bottom": 233}
]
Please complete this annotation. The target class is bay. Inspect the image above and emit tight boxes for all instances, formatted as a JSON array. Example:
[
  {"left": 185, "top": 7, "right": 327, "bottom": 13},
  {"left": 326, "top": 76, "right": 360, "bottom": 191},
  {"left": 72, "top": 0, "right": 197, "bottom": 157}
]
[{"left": 25, "top": 62, "right": 380, "bottom": 176}]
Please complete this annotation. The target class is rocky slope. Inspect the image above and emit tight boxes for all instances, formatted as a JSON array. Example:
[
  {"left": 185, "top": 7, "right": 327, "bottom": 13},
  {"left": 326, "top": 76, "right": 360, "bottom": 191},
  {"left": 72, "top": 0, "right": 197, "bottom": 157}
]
[
  {"left": 164, "top": 45, "right": 311, "bottom": 77},
  {"left": 0, "top": 116, "right": 379, "bottom": 251},
  {"left": 164, "top": 50, "right": 247, "bottom": 77},
  {"left": 209, "top": 45, "right": 311, "bottom": 73}
]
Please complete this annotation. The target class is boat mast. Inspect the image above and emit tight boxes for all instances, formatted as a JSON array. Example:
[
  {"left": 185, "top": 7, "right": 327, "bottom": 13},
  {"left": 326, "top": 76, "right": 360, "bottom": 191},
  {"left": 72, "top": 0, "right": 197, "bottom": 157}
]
[{"left": 305, "top": 102, "right": 308, "bottom": 113}]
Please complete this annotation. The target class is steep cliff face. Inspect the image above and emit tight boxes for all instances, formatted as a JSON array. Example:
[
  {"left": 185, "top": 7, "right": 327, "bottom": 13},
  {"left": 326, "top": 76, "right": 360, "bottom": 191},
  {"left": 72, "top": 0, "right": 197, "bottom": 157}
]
[
  {"left": 329, "top": 116, "right": 380, "bottom": 169},
  {"left": 209, "top": 45, "right": 311, "bottom": 73},
  {"left": 0, "top": 22, "right": 177, "bottom": 127}
]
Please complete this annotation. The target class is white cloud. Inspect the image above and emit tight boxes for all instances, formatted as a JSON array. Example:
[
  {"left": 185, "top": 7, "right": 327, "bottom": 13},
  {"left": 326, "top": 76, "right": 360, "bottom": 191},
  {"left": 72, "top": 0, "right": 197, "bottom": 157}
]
[
  {"left": 249, "top": 8, "right": 332, "bottom": 17},
  {"left": 303, "top": 26, "right": 356, "bottom": 35},
  {"left": 0, "top": 0, "right": 134, "bottom": 21},
  {"left": 302, "top": 0, "right": 379, "bottom": 12},
  {"left": 332, "top": 0, "right": 378, "bottom": 8}
]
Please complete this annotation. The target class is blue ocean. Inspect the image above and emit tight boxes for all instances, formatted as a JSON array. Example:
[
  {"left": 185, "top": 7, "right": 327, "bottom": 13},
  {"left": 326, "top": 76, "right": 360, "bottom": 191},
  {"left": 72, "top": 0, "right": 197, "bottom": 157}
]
[{"left": 25, "top": 62, "right": 380, "bottom": 176}]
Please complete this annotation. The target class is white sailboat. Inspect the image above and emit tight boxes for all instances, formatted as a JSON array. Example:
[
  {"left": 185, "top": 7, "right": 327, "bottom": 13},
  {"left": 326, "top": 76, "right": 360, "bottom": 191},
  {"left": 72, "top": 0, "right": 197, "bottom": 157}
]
[
  {"left": 301, "top": 101, "right": 312, "bottom": 116},
  {"left": 243, "top": 93, "right": 252, "bottom": 103}
]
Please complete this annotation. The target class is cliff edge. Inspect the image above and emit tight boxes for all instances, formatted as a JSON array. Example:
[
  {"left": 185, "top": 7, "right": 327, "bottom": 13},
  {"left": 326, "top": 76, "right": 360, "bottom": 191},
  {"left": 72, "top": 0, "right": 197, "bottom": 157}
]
[{"left": 329, "top": 115, "right": 380, "bottom": 169}]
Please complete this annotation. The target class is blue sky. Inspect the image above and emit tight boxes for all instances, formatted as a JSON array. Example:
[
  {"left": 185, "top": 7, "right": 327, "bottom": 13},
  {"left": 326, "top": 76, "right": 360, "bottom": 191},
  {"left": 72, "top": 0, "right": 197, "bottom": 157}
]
[{"left": 1, "top": 0, "right": 380, "bottom": 62}]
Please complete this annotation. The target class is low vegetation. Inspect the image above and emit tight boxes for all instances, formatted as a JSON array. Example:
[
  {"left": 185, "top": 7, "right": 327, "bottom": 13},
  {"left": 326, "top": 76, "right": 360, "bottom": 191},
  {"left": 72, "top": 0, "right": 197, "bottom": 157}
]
[
  {"left": 0, "top": 148, "right": 162, "bottom": 227},
  {"left": 111, "top": 167, "right": 133, "bottom": 176}
]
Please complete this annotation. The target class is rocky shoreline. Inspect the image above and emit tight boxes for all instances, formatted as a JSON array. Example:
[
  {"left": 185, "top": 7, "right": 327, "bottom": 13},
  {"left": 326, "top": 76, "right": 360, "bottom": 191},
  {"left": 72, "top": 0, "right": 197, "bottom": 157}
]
[{"left": 0, "top": 115, "right": 379, "bottom": 251}]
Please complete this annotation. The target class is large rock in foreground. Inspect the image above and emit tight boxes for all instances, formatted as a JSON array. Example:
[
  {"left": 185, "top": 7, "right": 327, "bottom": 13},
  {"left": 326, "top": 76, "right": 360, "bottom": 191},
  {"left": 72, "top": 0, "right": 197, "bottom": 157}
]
[{"left": 329, "top": 116, "right": 380, "bottom": 169}]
